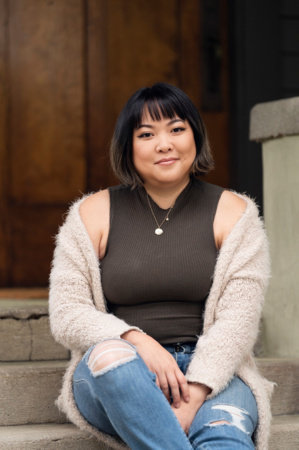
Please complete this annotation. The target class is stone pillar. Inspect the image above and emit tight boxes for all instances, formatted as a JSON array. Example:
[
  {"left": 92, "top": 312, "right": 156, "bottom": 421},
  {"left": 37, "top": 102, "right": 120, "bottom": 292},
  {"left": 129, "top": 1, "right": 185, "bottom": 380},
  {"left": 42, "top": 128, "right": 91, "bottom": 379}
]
[{"left": 250, "top": 97, "right": 299, "bottom": 358}]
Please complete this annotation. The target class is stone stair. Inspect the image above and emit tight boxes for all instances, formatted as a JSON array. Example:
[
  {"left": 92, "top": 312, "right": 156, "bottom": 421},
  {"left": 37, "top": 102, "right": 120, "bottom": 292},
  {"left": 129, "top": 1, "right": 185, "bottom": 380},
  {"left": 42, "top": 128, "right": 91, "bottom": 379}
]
[{"left": 0, "top": 293, "right": 298, "bottom": 449}]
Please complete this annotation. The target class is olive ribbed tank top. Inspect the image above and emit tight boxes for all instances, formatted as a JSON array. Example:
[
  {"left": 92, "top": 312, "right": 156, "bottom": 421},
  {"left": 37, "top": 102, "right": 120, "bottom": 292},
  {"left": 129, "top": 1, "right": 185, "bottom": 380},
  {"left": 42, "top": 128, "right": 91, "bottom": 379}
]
[{"left": 101, "top": 177, "right": 224, "bottom": 344}]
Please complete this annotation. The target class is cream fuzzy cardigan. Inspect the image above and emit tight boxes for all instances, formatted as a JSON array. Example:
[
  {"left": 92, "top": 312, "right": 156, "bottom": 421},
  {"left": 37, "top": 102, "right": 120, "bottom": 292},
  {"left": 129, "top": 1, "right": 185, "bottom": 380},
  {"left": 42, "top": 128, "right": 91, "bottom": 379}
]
[{"left": 49, "top": 192, "right": 274, "bottom": 450}]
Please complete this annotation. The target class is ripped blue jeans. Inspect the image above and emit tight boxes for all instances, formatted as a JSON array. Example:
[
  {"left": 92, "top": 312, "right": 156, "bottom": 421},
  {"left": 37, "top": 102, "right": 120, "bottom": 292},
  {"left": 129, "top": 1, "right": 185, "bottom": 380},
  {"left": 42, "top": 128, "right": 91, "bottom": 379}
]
[{"left": 73, "top": 340, "right": 258, "bottom": 450}]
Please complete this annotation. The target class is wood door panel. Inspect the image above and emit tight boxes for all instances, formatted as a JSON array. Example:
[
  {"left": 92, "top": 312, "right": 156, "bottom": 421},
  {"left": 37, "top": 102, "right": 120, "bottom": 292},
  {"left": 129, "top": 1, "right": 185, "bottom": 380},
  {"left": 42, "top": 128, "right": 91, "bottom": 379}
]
[
  {"left": 86, "top": 0, "right": 114, "bottom": 190},
  {"left": 9, "top": 205, "right": 66, "bottom": 286},
  {"left": 0, "top": 0, "right": 9, "bottom": 285},
  {"left": 106, "top": 0, "right": 178, "bottom": 114},
  {"left": 179, "top": 0, "right": 202, "bottom": 106},
  {"left": 8, "top": 0, "right": 86, "bottom": 204}
]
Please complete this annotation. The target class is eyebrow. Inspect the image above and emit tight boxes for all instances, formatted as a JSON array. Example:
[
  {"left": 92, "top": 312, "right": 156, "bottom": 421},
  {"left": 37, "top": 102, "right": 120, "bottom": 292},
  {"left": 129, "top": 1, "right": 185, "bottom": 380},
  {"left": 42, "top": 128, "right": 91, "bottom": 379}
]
[{"left": 136, "top": 118, "right": 184, "bottom": 130}]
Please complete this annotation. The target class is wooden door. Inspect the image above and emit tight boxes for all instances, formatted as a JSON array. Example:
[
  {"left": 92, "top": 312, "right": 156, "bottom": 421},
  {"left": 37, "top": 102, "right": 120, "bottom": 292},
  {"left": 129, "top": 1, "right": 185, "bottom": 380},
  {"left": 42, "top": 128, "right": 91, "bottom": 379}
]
[{"left": 0, "top": 0, "right": 230, "bottom": 287}]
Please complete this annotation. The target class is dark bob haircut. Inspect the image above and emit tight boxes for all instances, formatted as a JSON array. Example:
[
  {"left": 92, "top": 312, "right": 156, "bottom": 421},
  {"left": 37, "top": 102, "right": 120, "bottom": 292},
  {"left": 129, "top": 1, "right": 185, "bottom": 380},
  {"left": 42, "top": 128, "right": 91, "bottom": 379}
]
[{"left": 110, "top": 82, "right": 214, "bottom": 187}]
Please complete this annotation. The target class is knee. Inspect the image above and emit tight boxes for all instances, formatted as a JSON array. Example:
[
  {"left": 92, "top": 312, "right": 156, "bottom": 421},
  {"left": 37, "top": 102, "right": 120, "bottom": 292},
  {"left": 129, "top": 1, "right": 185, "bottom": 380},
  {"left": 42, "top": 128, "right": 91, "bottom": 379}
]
[
  {"left": 208, "top": 405, "right": 251, "bottom": 435},
  {"left": 88, "top": 339, "right": 137, "bottom": 376}
]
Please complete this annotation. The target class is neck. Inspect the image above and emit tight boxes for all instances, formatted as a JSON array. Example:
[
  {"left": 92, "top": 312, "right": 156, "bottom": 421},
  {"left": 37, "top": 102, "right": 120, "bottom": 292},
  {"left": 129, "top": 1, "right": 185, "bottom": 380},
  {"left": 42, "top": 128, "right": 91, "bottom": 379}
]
[{"left": 144, "top": 177, "right": 190, "bottom": 209}]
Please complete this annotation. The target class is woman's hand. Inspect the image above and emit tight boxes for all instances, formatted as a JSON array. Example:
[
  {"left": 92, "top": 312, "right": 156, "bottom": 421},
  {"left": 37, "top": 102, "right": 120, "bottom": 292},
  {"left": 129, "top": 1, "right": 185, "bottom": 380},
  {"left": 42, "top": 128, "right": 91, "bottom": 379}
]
[
  {"left": 171, "top": 383, "right": 211, "bottom": 434},
  {"left": 121, "top": 330, "right": 189, "bottom": 408}
]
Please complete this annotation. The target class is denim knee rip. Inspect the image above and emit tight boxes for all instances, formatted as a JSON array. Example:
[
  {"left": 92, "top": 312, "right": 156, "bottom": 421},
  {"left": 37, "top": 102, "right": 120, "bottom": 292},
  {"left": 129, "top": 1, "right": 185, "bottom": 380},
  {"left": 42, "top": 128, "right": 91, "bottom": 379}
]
[
  {"left": 88, "top": 340, "right": 137, "bottom": 377},
  {"left": 206, "top": 404, "right": 251, "bottom": 435}
]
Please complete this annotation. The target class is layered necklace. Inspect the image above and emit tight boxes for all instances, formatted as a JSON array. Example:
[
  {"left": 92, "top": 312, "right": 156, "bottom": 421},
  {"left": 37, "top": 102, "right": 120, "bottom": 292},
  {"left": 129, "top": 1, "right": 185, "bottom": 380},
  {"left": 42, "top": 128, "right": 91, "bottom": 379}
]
[{"left": 146, "top": 193, "right": 175, "bottom": 236}]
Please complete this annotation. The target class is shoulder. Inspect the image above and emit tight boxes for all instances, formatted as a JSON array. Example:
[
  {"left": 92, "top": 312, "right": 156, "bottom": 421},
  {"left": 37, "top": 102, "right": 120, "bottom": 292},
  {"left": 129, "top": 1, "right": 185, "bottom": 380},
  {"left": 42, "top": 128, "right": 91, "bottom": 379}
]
[
  {"left": 79, "top": 189, "right": 110, "bottom": 220},
  {"left": 214, "top": 190, "right": 247, "bottom": 249},
  {"left": 79, "top": 189, "right": 110, "bottom": 256}
]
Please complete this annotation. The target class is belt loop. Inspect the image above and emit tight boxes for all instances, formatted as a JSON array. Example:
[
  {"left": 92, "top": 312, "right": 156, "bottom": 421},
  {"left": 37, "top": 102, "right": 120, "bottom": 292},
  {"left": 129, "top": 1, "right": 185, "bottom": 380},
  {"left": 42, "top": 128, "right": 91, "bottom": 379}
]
[{"left": 175, "top": 343, "right": 185, "bottom": 353}]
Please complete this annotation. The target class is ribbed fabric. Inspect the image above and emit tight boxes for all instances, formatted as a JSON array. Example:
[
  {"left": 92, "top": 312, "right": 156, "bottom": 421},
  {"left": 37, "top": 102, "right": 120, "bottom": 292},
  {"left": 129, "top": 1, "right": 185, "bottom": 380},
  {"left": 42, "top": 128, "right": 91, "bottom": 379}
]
[{"left": 101, "top": 177, "right": 224, "bottom": 344}]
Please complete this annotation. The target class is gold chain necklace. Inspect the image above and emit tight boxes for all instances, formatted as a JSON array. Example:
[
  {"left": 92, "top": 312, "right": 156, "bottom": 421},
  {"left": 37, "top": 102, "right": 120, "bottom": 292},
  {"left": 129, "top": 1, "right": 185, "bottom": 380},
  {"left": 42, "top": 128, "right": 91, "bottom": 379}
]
[{"left": 146, "top": 193, "right": 174, "bottom": 235}]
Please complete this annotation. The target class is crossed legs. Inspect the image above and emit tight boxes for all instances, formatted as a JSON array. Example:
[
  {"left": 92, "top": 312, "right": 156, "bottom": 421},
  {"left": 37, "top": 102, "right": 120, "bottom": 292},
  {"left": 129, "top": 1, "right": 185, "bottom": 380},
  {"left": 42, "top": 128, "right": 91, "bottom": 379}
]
[{"left": 73, "top": 339, "right": 257, "bottom": 449}]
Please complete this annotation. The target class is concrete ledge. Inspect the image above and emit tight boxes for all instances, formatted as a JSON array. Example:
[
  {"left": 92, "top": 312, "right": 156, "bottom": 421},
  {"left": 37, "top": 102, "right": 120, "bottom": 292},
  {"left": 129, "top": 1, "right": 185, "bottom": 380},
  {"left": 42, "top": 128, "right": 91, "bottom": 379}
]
[
  {"left": 0, "top": 299, "right": 48, "bottom": 319},
  {"left": 250, "top": 96, "right": 299, "bottom": 142},
  {"left": 0, "top": 423, "right": 127, "bottom": 450},
  {"left": 257, "top": 358, "right": 299, "bottom": 416}
]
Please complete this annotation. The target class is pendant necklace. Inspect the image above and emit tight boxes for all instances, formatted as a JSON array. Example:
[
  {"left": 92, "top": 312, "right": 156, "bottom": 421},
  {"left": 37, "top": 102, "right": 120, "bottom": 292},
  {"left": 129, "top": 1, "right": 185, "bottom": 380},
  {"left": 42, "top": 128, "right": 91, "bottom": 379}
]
[{"left": 146, "top": 193, "right": 174, "bottom": 235}]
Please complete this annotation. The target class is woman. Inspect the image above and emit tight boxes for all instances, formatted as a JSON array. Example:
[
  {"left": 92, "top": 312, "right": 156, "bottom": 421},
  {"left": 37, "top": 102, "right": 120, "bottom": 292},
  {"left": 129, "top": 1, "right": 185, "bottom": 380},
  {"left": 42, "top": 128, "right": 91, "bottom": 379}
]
[{"left": 49, "top": 83, "right": 274, "bottom": 449}]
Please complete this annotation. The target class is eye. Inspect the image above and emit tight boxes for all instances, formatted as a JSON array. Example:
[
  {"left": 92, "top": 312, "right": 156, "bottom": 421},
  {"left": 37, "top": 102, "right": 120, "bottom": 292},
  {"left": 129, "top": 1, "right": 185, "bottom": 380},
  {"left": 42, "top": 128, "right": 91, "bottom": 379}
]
[
  {"left": 172, "top": 127, "right": 185, "bottom": 133},
  {"left": 137, "top": 132, "right": 153, "bottom": 138}
]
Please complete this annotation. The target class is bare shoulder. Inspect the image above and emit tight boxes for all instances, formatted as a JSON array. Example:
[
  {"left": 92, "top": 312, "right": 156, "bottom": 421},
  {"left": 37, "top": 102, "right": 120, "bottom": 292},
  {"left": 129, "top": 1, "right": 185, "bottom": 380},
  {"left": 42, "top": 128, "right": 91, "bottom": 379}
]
[
  {"left": 79, "top": 189, "right": 110, "bottom": 257},
  {"left": 214, "top": 190, "right": 247, "bottom": 249}
]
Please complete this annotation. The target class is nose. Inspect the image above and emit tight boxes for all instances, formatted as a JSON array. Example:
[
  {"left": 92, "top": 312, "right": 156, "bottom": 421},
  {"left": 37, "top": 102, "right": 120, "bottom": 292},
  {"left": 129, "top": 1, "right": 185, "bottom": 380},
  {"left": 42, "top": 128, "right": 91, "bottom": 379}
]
[{"left": 156, "top": 136, "right": 173, "bottom": 152}]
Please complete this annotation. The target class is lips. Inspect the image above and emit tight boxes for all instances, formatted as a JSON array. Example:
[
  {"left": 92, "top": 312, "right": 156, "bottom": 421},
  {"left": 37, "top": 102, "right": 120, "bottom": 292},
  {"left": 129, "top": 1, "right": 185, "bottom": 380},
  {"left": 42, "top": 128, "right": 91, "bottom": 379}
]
[{"left": 155, "top": 158, "right": 179, "bottom": 165}]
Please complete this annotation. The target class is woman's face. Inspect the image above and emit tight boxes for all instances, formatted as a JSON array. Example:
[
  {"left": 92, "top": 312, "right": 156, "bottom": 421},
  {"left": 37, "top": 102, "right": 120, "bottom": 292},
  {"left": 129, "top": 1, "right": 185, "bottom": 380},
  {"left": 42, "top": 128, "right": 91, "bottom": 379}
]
[{"left": 132, "top": 110, "right": 196, "bottom": 190}]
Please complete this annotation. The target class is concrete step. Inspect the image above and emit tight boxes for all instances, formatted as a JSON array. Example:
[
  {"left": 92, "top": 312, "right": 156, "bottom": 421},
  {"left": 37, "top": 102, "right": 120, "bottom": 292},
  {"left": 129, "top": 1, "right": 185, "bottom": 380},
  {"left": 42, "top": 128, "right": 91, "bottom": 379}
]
[
  {"left": 257, "top": 358, "right": 299, "bottom": 415},
  {"left": 0, "top": 361, "right": 67, "bottom": 426},
  {"left": 0, "top": 299, "right": 69, "bottom": 361},
  {"left": 269, "top": 415, "right": 299, "bottom": 450},
  {"left": 0, "top": 357, "right": 298, "bottom": 426},
  {"left": 0, "top": 423, "right": 127, "bottom": 450},
  {"left": 0, "top": 416, "right": 298, "bottom": 450}
]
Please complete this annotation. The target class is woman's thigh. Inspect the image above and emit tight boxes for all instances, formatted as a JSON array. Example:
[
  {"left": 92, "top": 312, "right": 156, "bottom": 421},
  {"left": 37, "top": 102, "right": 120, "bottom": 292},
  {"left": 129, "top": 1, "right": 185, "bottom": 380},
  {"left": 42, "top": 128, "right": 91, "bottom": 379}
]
[
  {"left": 188, "top": 376, "right": 258, "bottom": 449},
  {"left": 73, "top": 340, "right": 194, "bottom": 449},
  {"left": 72, "top": 344, "right": 118, "bottom": 435}
]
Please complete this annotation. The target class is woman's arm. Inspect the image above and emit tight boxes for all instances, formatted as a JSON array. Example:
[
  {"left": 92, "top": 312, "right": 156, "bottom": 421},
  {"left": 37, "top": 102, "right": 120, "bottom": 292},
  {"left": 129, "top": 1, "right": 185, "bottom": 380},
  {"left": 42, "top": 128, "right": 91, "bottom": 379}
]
[
  {"left": 78, "top": 190, "right": 109, "bottom": 260},
  {"left": 49, "top": 193, "right": 143, "bottom": 352},
  {"left": 185, "top": 192, "right": 270, "bottom": 396},
  {"left": 213, "top": 190, "right": 247, "bottom": 250}
]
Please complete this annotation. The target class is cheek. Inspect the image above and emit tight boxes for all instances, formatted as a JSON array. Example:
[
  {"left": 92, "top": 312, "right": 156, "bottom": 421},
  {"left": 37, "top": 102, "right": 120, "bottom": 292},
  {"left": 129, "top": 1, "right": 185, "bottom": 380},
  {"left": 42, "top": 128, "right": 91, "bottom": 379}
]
[
  {"left": 133, "top": 143, "right": 151, "bottom": 164},
  {"left": 132, "top": 147, "right": 143, "bottom": 168},
  {"left": 184, "top": 140, "right": 196, "bottom": 161},
  {"left": 132, "top": 142, "right": 142, "bottom": 165},
  {"left": 132, "top": 146, "right": 151, "bottom": 177}
]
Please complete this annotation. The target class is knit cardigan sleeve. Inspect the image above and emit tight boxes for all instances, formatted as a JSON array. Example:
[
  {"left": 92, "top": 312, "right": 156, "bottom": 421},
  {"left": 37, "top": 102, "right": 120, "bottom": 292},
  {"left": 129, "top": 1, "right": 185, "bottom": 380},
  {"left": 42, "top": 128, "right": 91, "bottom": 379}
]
[
  {"left": 49, "top": 198, "right": 143, "bottom": 352},
  {"left": 185, "top": 197, "right": 270, "bottom": 397}
]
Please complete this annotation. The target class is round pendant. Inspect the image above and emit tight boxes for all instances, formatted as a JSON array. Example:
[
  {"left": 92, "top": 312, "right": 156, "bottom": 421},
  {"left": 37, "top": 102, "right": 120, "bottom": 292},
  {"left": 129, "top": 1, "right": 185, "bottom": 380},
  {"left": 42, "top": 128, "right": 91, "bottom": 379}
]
[{"left": 155, "top": 228, "right": 163, "bottom": 235}]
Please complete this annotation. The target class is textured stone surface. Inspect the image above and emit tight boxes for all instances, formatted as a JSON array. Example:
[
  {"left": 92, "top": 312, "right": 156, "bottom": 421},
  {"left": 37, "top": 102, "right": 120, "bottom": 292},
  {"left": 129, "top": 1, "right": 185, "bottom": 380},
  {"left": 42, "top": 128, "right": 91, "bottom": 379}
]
[
  {"left": 30, "top": 316, "right": 69, "bottom": 360},
  {"left": 0, "top": 299, "right": 48, "bottom": 319},
  {"left": 0, "top": 361, "right": 67, "bottom": 425},
  {"left": 0, "top": 416, "right": 298, "bottom": 450},
  {"left": 269, "top": 415, "right": 299, "bottom": 450},
  {"left": 0, "top": 423, "right": 126, "bottom": 450},
  {"left": 0, "top": 319, "right": 32, "bottom": 360},
  {"left": 262, "top": 136, "right": 299, "bottom": 358},
  {"left": 0, "top": 300, "right": 69, "bottom": 361},
  {"left": 257, "top": 358, "right": 299, "bottom": 416},
  {"left": 250, "top": 96, "right": 299, "bottom": 141}
]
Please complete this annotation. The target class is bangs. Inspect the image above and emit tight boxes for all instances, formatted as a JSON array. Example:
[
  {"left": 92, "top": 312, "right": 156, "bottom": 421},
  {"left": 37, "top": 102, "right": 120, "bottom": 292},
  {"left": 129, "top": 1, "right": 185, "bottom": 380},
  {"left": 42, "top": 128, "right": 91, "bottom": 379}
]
[{"left": 133, "top": 96, "right": 187, "bottom": 129}]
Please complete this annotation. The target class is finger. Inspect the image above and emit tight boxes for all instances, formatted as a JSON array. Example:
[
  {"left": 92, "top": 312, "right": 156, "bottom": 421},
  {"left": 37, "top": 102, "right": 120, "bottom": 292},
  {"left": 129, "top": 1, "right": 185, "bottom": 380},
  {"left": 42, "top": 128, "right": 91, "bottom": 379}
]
[
  {"left": 167, "top": 373, "right": 181, "bottom": 408},
  {"left": 176, "top": 371, "right": 190, "bottom": 403},
  {"left": 155, "top": 375, "right": 160, "bottom": 389},
  {"left": 158, "top": 374, "right": 171, "bottom": 402}
]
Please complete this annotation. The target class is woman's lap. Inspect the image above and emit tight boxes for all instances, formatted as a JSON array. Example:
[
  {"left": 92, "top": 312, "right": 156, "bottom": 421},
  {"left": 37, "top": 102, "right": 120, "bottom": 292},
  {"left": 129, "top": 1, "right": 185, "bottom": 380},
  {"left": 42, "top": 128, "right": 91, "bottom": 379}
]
[
  {"left": 188, "top": 377, "right": 257, "bottom": 449},
  {"left": 72, "top": 340, "right": 258, "bottom": 449},
  {"left": 166, "top": 343, "right": 258, "bottom": 448}
]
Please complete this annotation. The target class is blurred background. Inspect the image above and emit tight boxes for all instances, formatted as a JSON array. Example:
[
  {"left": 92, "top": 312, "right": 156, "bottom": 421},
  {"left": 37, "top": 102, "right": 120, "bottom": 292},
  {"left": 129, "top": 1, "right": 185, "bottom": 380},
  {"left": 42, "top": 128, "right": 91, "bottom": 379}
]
[{"left": 0, "top": 0, "right": 298, "bottom": 287}]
